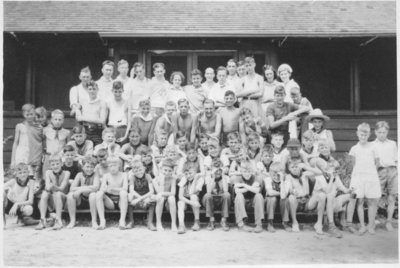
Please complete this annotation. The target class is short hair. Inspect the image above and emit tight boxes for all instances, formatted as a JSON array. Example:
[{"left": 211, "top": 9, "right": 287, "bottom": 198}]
[
  {"left": 49, "top": 153, "right": 62, "bottom": 163},
  {"left": 227, "top": 59, "right": 237, "bottom": 66},
  {"left": 271, "top": 132, "right": 284, "bottom": 138},
  {"left": 102, "top": 60, "right": 114, "bottom": 67},
  {"left": 86, "top": 80, "right": 98, "bottom": 89},
  {"left": 176, "top": 131, "right": 187, "bottom": 140},
  {"left": 80, "top": 66, "right": 91, "bottom": 74},
  {"left": 157, "top": 130, "right": 168, "bottom": 137},
  {"left": 191, "top": 69, "right": 202, "bottom": 77},
  {"left": 63, "top": 145, "right": 75, "bottom": 153},
  {"left": 262, "top": 144, "right": 274, "bottom": 156},
  {"left": 244, "top": 56, "right": 255, "bottom": 64},
  {"left": 107, "top": 156, "right": 121, "bottom": 166},
  {"left": 139, "top": 145, "right": 152, "bottom": 156},
  {"left": 82, "top": 155, "right": 98, "bottom": 167},
  {"left": 263, "top": 65, "right": 277, "bottom": 79},
  {"left": 152, "top": 62, "right": 165, "bottom": 70},
  {"left": 15, "top": 162, "right": 29, "bottom": 172},
  {"left": 51, "top": 109, "right": 64, "bottom": 118},
  {"left": 205, "top": 67, "right": 215, "bottom": 74},
  {"left": 240, "top": 107, "right": 253, "bottom": 117},
  {"left": 277, "top": 63, "right": 293, "bottom": 75},
  {"left": 133, "top": 62, "right": 144, "bottom": 70},
  {"left": 317, "top": 138, "right": 330, "bottom": 149},
  {"left": 102, "top": 127, "right": 116, "bottom": 137},
  {"left": 224, "top": 90, "right": 236, "bottom": 98},
  {"left": 170, "top": 71, "right": 185, "bottom": 84},
  {"left": 71, "top": 124, "right": 86, "bottom": 135},
  {"left": 161, "top": 158, "right": 176, "bottom": 168},
  {"left": 139, "top": 99, "right": 151, "bottom": 107},
  {"left": 237, "top": 60, "right": 245, "bottom": 67},
  {"left": 375, "top": 121, "right": 390, "bottom": 131},
  {"left": 35, "top": 106, "right": 47, "bottom": 117},
  {"left": 185, "top": 142, "right": 197, "bottom": 152},
  {"left": 247, "top": 133, "right": 260, "bottom": 143},
  {"left": 216, "top": 66, "right": 228, "bottom": 74},
  {"left": 274, "top": 84, "right": 286, "bottom": 95},
  {"left": 199, "top": 133, "right": 209, "bottom": 141},
  {"left": 203, "top": 99, "right": 215, "bottom": 107},
  {"left": 118, "top": 59, "right": 128, "bottom": 67},
  {"left": 165, "top": 101, "right": 177, "bottom": 108},
  {"left": 22, "top": 103, "right": 35, "bottom": 113},
  {"left": 177, "top": 98, "right": 189, "bottom": 106},
  {"left": 302, "top": 130, "right": 314, "bottom": 141},
  {"left": 208, "top": 137, "right": 220, "bottom": 148},
  {"left": 112, "top": 80, "right": 124, "bottom": 90},
  {"left": 96, "top": 148, "right": 108, "bottom": 158},
  {"left": 131, "top": 159, "right": 144, "bottom": 169},
  {"left": 269, "top": 161, "right": 282, "bottom": 172},
  {"left": 240, "top": 160, "right": 252, "bottom": 170},
  {"left": 165, "top": 145, "right": 178, "bottom": 156},
  {"left": 290, "top": 83, "right": 301, "bottom": 93},
  {"left": 227, "top": 132, "right": 239, "bottom": 142},
  {"left": 357, "top": 123, "right": 370, "bottom": 134},
  {"left": 129, "top": 127, "right": 142, "bottom": 136}
]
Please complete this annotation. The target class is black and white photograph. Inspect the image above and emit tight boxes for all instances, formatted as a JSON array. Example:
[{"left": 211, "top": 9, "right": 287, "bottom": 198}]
[{"left": 1, "top": 0, "right": 398, "bottom": 266}]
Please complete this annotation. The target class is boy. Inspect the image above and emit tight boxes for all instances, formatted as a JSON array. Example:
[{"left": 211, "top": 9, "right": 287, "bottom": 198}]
[
  {"left": 141, "top": 146, "right": 156, "bottom": 178},
  {"left": 94, "top": 127, "right": 121, "bottom": 156},
  {"left": 256, "top": 145, "right": 274, "bottom": 175},
  {"left": 94, "top": 148, "right": 109, "bottom": 183},
  {"left": 202, "top": 67, "right": 216, "bottom": 96},
  {"left": 219, "top": 90, "right": 241, "bottom": 146},
  {"left": 267, "top": 85, "right": 311, "bottom": 145},
  {"left": 226, "top": 59, "right": 240, "bottom": 90},
  {"left": 373, "top": 121, "right": 398, "bottom": 231},
  {"left": 62, "top": 145, "right": 81, "bottom": 183},
  {"left": 127, "top": 159, "right": 157, "bottom": 230},
  {"left": 198, "top": 133, "right": 209, "bottom": 160},
  {"left": 300, "top": 130, "right": 319, "bottom": 164},
  {"left": 290, "top": 86, "right": 313, "bottom": 138},
  {"left": 234, "top": 160, "right": 264, "bottom": 233},
  {"left": 149, "top": 62, "right": 170, "bottom": 116},
  {"left": 42, "top": 109, "right": 70, "bottom": 174},
  {"left": 67, "top": 125, "right": 94, "bottom": 161},
  {"left": 172, "top": 98, "right": 196, "bottom": 142},
  {"left": 131, "top": 99, "right": 157, "bottom": 146},
  {"left": 97, "top": 60, "right": 114, "bottom": 101},
  {"left": 191, "top": 99, "right": 222, "bottom": 141},
  {"left": 204, "top": 137, "right": 230, "bottom": 175},
  {"left": 286, "top": 158, "right": 326, "bottom": 234},
  {"left": 203, "top": 165, "right": 231, "bottom": 231},
  {"left": 106, "top": 80, "right": 131, "bottom": 144},
  {"left": 270, "top": 132, "right": 289, "bottom": 164},
  {"left": 153, "top": 158, "right": 178, "bottom": 231},
  {"left": 154, "top": 101, "right": 177, "bottom": 144},
  {"left": 125, "top": 62, "right": 150, "bottom": 116},
  {"left": 264, "top": 161, "right": 291, "bottom": 232},
  {"left": 208, "top": 66, "right": 236, "bottom": 108},
  {"left": 184, "top": 69, "right": 207, "bottom": 114},
  {"left": 69, "top": 66, "right": 92, "bottom": 116},
  {"left": 114, "top": 59, "right": 130, "bottom": 87},
  {"left": 119, "top": 128, "right": 147, "bottom": 170},
  {"left": 36, "top": 154, "right": 70, "bottom": 230},
  {"left": 177, "top": 167, "right": 204, "bottom": 234},
  {"left": 96, "top": 156, "right": 129, "bottom": 229},
  {"left": 66, "top": 155, "right": 99, "bottom": 229},
  {"left": 75, "top": 80, "right": 107, "bottom": 146}
]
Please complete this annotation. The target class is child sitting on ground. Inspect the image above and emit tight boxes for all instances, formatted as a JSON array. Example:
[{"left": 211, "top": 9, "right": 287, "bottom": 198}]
[
  {"left": 96, "top": 156, "right": 129, "bottom": 230},
  {"left": 94, "top": 127, "right": 121, "bottom": 156},
  {"left": 153, "top": 158, "right": 178, "bottom": 231},
  {"left": 66, "top": 155, "right": 99, "bottom": 229},
  {"left": 177, "top": 167, "right": 204, "bottom": 234},
  {"left": 4, "top": 163, "right": 37, "bottom": 226},
  {"left": 127, "top": 159, "right": 157, "bottom": 231},
  {"left": 67, "top": 125, "right": 94, "bottom": 161},
  {"left": 151, "top": 130, "right": 169, "bottom": 176},
  {"left": 221, "top": 132, "right": 241, "bottom": 164},
  {"left": 36, "top": 154, "right": 70, "bottom": 230}
]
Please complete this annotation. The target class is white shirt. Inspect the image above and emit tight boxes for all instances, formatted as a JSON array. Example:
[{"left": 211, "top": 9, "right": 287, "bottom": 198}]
[
  {"left": 107, "top": 99, "right": 128, "bottom": 126},
  {"left": 202, "top": 81, "right": 216, "bottom": 97},
  {"left": 208, "top": 82, "right": 235, "bottom": 107},
  {"left": 96, "top": 76, "right": 113, "bottom": 101},
  {"left": 125, "top": 77, "right": 151, "bottom": 110},
  {"left": 114, "top": 76, "right": 131, "bottom": 100},
  {"left": 166, "top": 86, "right": 187, "bottom": 105},
  {"left": 69, "top": 84, "right": 90, "bottom": 108},
  {"left": 373, "top": 139, "right": 398, "bottom": 167}
]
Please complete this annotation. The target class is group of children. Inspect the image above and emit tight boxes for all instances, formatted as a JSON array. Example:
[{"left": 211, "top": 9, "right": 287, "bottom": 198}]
[{"left": 5, "top": 58, "right": 397, "bottom": 238}]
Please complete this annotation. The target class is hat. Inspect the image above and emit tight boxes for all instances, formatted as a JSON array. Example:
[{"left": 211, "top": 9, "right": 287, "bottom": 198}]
[
  {"left": 286, "top": 138, "right": 301, "bottom": 148},
  {"left": 306, "top": 109, "right": 330, "bottom": 122}
]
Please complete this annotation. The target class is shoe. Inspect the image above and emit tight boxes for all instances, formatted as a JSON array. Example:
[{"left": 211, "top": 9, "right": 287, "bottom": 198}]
[
  {"left": 292, "top": 223, "right": 300, "bottom": 232},
  {"left": 207, "top": 221, "right": 215, "bottom": 231},
  {"left": 386, "top": 222, "right": 394, "bottom": 232},
  {"left": 328, "top": 225, "right": 343, "bottom": 238},
  {"left": 254, "top": 224, "right": 263, "bottom": 233},
  {"left": 177, "top": 226, "right": 186, "bottom": 234},
  {"left": 358, "top": 226, "right": 367, "bottom": 236},
  {"left": 282, "top": 222, "right": 292, "bottom": 232},
  {"left": 221, "top": 220, "right": 230, "bottom": 232},
  {"left": 126, "top": 222, "right": 134, "bottom": 229},
  {"left": 267, "top": 224, "right": 276, "bottom": 233},
  {"left": 192, "top": 222, "right": 200, "bottom": 231},
  {"left": 35, "top": 219, "right": 46, "bottom": 230},
  {"left": 314, "top": 223, "right": 323, "bottom": 235},
  {"left": 343, "top": 223, "right": 357, "bottom": 234}
]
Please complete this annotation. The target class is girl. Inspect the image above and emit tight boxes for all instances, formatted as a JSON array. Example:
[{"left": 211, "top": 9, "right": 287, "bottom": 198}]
[
  {"left": 131, "top": 99, "right": 157, "bottom": 146},
  {"left": 35, "top": 106, "right": 48, "bottom": 127},
  {"left": 167, "top": 71, "right": 187, "bottom": 105},
  {"left": 239, "top": 107, "right": 268, "bottom": 145},
  {"left": 306, "top": 109, "right": 336, "bottom": 152},
  {"left": 277, "top": 63, "right": 297, "bottom": 102},
  {"left": 262, "top": 65, "right": 280, "bottom": 113},
  {"left": 348, "top": 123, "right": 381, "bottom": 235},
  {"left": 202, "top": 67, "right": 216, "bottom": 96}
]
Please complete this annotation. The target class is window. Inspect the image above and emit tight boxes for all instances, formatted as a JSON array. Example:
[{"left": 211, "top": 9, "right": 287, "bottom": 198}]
[
  {"left": 359, "top": 38, "right": 396, "bottom": 110},
  {"left": 148, "top": 53, "right": 188, "bottom": 83},
  {"left": 197, "top": 54, "right": 234, "bottom": 80}
]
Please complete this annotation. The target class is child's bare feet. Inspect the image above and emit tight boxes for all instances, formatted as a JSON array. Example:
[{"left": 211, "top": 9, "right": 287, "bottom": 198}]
[
  {"left": 156, "top": 223, "right": 164, "bottom": 231},
  {"left": 66, "top": 222, "right": 75, "bottom": 229},
  {"left": 126, "top": 222, "right": 134, "bottom": 229},
  {"left": 119, "top": 220, "right": 127, "bottom": 230},
  {"left": 171, "top": 225, "right": 178, "bottom": 232},
  {"left": 386, "top": 221, "right": 394, "bottom": 231},
  {"left": 192, "top": 220, "right": 200, "bottom": 231},
  {"left": 292, "top": 223, "right": 300, "bottom": 232},
  {"left": 52, "top": 220, "right": 63, "bottom": 230},
  {"left": 313, "top": 223, "right": 323, "bottom": 235},
  {"left": 35, "top": 219, "right": 46, "bottom": 230},
  {"left": 92, "top": 221, "right": 99, "bottom": 229},
  {"left": 177, "top": 226, "right": 186, "bottom": 234},
  {"left": 147, "top": 223, "right": 156, "bottom": 231},
  {"left": 358, "top": 226, "right": 367, "bottom": 235},
  {"left": 97, "top": 220, "right": 106, "bottom": 230},
  {"left": 368, "top": 225, "right": 376, "bottom": 235}
]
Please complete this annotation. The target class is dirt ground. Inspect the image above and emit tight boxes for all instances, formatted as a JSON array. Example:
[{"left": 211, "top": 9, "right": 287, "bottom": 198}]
[{"left": 2, "top": 216, "right": 398, "bottom": 266}]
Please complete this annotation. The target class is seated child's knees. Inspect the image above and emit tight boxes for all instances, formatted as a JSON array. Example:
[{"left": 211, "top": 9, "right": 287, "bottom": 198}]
[
  {"left": 222, "top": 192, "right": 231, "bottom": 199},
  {"left": 21, "top": 205, "right": 33, "bottom": 216},
  {"left": 190, "top": 195, "right": 199, "bottom": 202},
  {"left": 288, "top": 195, "right": 296, "bottom": 202},
  {"left": 203, "top": 193, "right": 212, "bottom": 199},
  {"left": 119, "top": 190, "right": 128, "bottom": 198},
  {"left": 317, "top": 192, "right": 326, "bottom": 201},
  {"left": 167, "top": 196, "right": 176, "bottom": 203}
]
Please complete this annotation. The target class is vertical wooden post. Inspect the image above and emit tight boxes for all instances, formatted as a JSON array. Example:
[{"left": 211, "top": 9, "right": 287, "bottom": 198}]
[
  {"left": 353, "top": 57, "right": 360, "bottom": 113},
  {"left": 25, "top": 51, "right": 32, "bottom": 103}
]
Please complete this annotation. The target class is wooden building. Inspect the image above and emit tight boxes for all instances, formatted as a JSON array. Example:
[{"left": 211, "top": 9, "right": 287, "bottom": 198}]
[{"left": 2, "top": 1, "right": 397, "bottom": 165}]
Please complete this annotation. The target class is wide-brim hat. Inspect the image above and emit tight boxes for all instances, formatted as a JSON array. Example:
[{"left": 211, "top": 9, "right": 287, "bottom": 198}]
[{"left": 306, "top": 108, "right": 330, "bottom": 122}]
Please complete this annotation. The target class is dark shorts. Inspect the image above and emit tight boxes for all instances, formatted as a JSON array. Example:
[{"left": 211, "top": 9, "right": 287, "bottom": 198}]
[
  {"left": 77, "top": 194, "right": 90, "bottom": 209},
  {"left": 4, "top": 199, "right": 22, "bottom": 216},
  {"left": 296, "top": 196, "right": 311, "bottom": 212},
  {"left": 83, "top": 123, "right": 103, "bottom": 147},
  {"left": 106, "top": 193, "right": 120, "bottom": 209}
]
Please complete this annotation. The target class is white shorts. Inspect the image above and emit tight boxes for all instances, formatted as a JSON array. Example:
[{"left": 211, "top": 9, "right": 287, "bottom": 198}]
[{"left": 350, "top": 173, "right": 381, "bottom": 199}]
